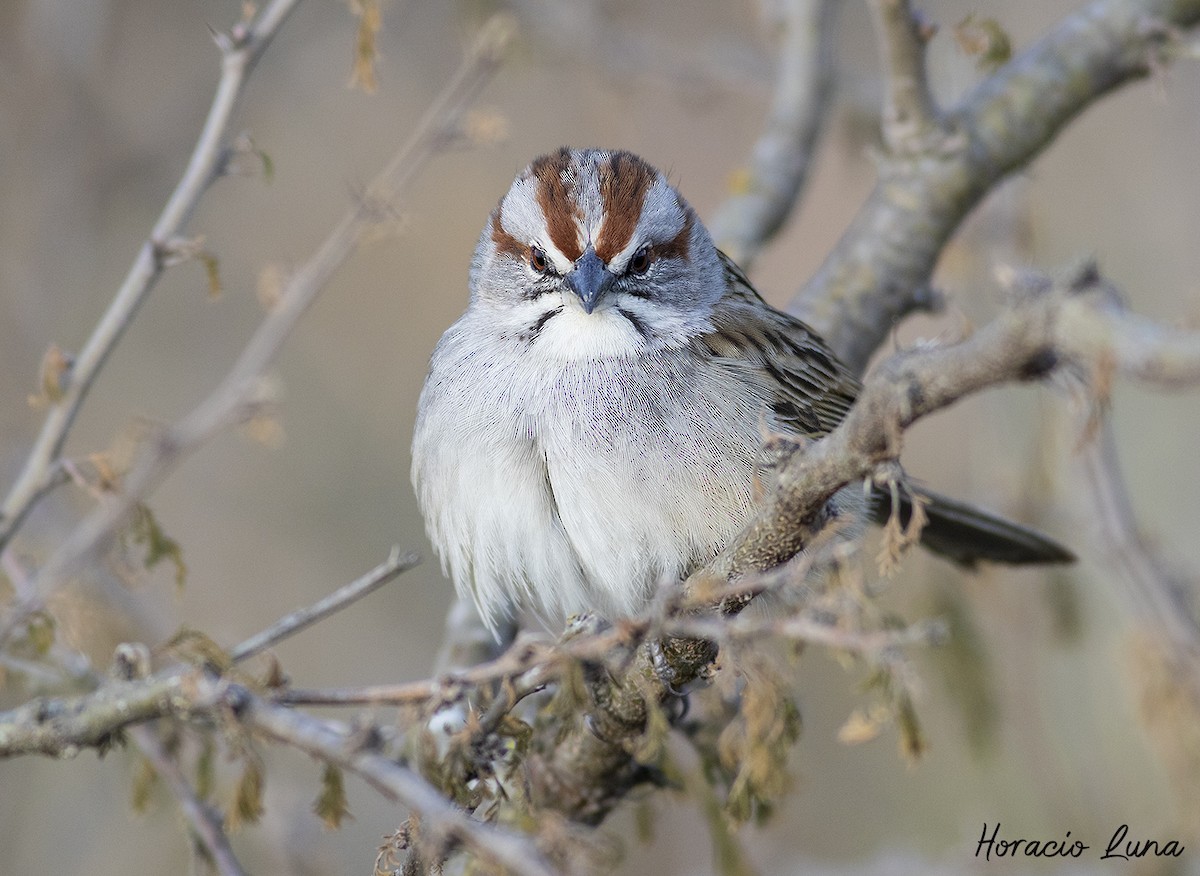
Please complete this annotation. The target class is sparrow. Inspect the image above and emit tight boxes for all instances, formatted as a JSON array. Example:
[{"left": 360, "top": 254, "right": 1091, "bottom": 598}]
[{"left": 411, "top": 148, "right": 1072, "bottom": 631}]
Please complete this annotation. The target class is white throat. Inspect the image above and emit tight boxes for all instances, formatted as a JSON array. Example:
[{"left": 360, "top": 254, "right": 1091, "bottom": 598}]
[{"left": 536, "top": 305, "right": 644, "bottom": 361}]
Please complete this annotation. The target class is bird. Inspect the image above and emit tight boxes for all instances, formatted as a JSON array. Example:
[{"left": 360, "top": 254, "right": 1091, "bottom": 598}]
[{"left": 411, "top": 147, "right": 1072, "bottom": 633}]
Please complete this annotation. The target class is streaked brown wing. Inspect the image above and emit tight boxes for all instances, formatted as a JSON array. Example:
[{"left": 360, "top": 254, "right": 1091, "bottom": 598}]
[{"left": 699, "top": 251, "right": 862, "bottom": 438}]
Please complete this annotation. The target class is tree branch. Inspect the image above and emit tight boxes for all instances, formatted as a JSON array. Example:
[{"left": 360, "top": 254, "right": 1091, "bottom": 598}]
[
  {"left": 242, "top": 694, "right": 560, "bottom": 876},
  {"left": 0, "top": 668, "right": 555, "bottom": 876},
  {"left": 1080, "top": 396, "right": 1200, "bottom": 820},
  {"left": 128, "top": 724, "right": 248, "bottom": 876},
  {"left": 1082, "top": 416, "right": 1200, "bottom": 653},
  {"left": 11, "top": 255, "right": 1198, "bottom": 842},
  {"left": 709, "top": 0, "right": 838, "bottom": 268},
  {"left": 0, "top": 541, "right": 555, "bottom": 875},
  {"left": 795, "top": 0, "right": 1200, "bottom": 373},
  {"left": 0, "top": 0, "right": 302, "bottom": 552},
  {"left": 0, "top": 16, "right": 513, "bottom": 645},
  {"left": 0, "top": 669, "right": 206, "bottom": 757},
  {"left": 868, "top": 0, "right": 940, "bottom": 153},
  {"left": 0, "top": 547, "right": 417, "bottom": 756},
  {"left": 277, "top": 632, "right": 557, "bottom": 707},
  {"left": 231, "top": 548, "right": 419, "bottom": 662}
]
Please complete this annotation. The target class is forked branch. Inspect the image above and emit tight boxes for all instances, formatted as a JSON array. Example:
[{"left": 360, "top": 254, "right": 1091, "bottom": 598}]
[{"left": 797, "top": 0, "right": 1200, "bottom": 373}]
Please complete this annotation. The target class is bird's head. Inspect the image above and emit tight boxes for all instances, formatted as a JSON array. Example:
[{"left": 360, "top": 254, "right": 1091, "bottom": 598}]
[{"left": 468, "top": 147, "right": 725, "bottom": 357}]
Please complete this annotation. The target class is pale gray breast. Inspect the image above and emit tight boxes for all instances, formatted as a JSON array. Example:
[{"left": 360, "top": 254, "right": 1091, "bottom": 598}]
[
  {"left": 529, "top": 350, "right": 771, "bottom": 605},
  {"left": 414, "top": 316, "right": 785, "bottom": 622}
]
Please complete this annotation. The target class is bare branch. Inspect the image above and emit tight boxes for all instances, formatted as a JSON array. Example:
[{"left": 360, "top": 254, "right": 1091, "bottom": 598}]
[
  {"left": 709, "top": 0, "right": 837, "bottom": 267},
  {"left": 243, "top": 694, "right": 560, "bottom": 876},
  {"left": 1056, "top": 291, "right": 1200, "bottom": 387},
  {"left": 128, "top": 725, "right": 248, "bottom": 876},
  {"left": 0, "top": 0, "right": 303, "bottom": 551},
  {"left": 796, "top": 0, "right": 1200, "bottom": 373},
  {"left": 277, "top": 635, "right": 553, "bottom": 707},
  {"left": 231, "top": 548, "right": 420, "bottom": 662},
  {"left": 0, "top": 669, "right": 206, "bottom": 757},
  {"left": 9, "top": 260, "right": 1193, "bottom": 844},
  {"left": 0, "top": 667, "right": 555, "bottom": 876},
  {"left": 1081, "top": 417, "right": 1200, "bottom": 653},
  {"left": 868, "top": 0, "right": 939, "bottom": 153},
  {"left": 1080, "top": 402, "right": 1200, "bottom": 820},
  {"left": 276, "top": 623, "right": 635, "bottom": 708},
  {"left": 664, "top": 613, "right": 945, "bottom": 654},
  {"left": 721, "top": 267, "right": 1191, "bottom": 580},
  {"left": 1, "top": 16, "right": 513, "bottom": 641}
]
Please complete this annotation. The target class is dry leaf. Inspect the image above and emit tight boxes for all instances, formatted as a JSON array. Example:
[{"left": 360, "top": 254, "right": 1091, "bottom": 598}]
[
  {"left": 313, "top": 763, "right": 353, "bottom": 829},
  {"left": 837, "top": 708, "right": 883, "bottom": 745},
  {"left": 954, "top": 15, "right": 1013, "bottom": 72},
  {"left": 347, "top": 0, "right": 382, "bottom": 92}
]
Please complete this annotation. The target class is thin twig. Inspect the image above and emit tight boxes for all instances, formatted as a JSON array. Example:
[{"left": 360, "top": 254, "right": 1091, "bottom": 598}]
[
  {"left": 242, "top": 693, "right": 560, "bottom": 876},
  {"left": 128, "top": 724, "right": 248, "bottom": 876},
  {"left": 709, "top": 0, "right": 837, "bottom": 267},
  {"left": 0, "top": 0, "right": 302, "bottom": 552},
  {"left": 0, "top": 653, "right": 66, "bottom": 686},
  {"left": 5, "top": 16, "right": 513, "bottom": 639},
  {"left": 275, "top": 626, "right": 626, "bottom": 707},
  {"left": 1081, "top": 417, "right": 1200, "bottom": 653},
  {"left": 231, "top": 548, "right": 420, "bottom": 662},
  {"left": 664, "top": 613, "right": 945, "bottom": 654},
  {"left": 275, "top": 651, "right": 547, "bottom": 707}
]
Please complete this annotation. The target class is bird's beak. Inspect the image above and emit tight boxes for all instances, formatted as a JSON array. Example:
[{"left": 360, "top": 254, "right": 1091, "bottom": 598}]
[{"left": 565, "top": 246, "right": 614, "bottom": 314}]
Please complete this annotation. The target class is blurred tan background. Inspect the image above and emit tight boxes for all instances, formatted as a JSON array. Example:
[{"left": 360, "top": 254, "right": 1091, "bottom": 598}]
[{"left": 1, "top": 1, "right": 1199, "bottom": 873}]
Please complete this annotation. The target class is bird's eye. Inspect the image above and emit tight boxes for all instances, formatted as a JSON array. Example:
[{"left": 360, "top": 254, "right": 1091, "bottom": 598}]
[
  {"left": 628, "top": 245, "right": 652, "bottom": 275},
  {"left": 529, "top": 246, "right": 551, "bottom": 274}
]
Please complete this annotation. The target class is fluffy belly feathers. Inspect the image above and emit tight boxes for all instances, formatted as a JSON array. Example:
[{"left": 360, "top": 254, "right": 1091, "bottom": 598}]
[{"left": 412, "top": 334, "right": 767, "bottom": 627}]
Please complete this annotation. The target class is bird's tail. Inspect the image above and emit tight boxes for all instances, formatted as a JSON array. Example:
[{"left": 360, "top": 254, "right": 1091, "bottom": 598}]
[{"left": 866, "top": 484, "right": 1075, "bottom": 567}]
